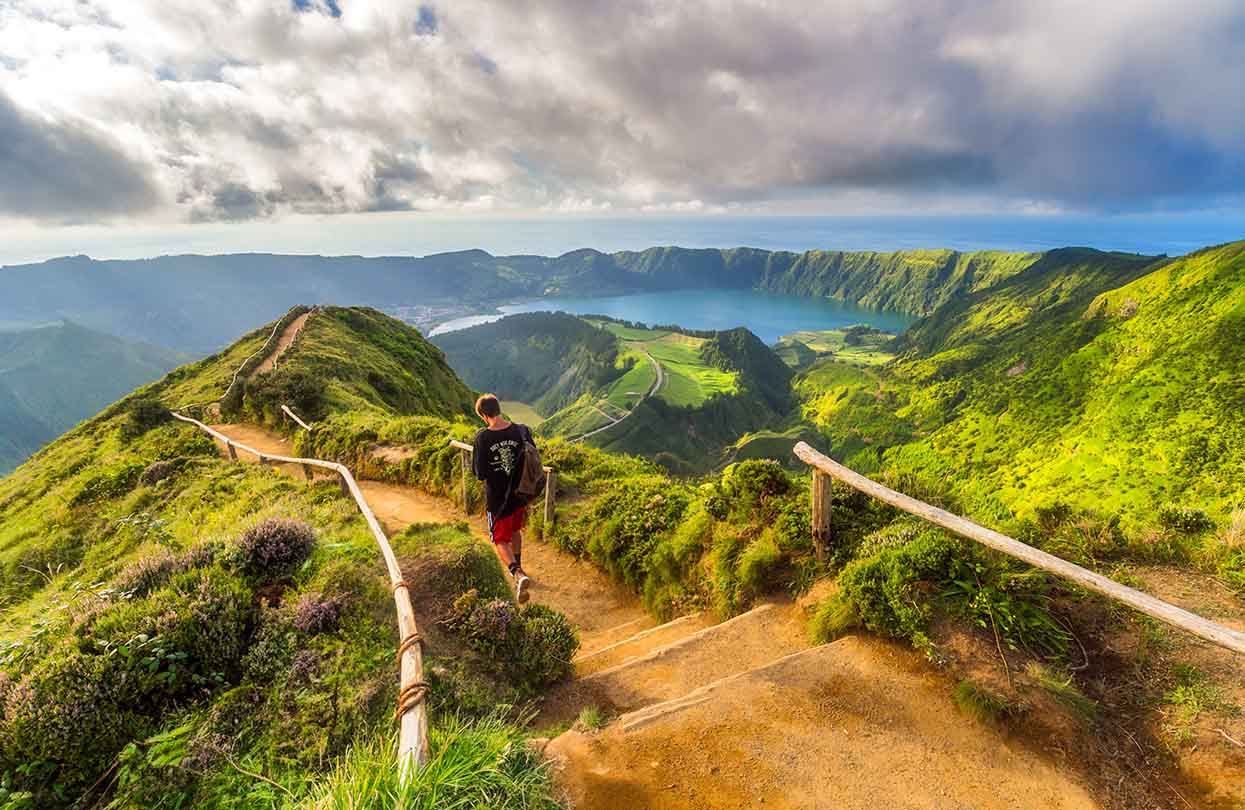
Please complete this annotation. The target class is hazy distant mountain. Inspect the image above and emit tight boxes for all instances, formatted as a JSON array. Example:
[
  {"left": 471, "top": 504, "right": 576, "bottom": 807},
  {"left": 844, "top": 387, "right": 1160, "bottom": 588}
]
[
  {"left": 0, "top": 246, "right": 1133, "bottom": 353},
  {"left": 0, "top": 322, "right": 186, "bottom": 472}
]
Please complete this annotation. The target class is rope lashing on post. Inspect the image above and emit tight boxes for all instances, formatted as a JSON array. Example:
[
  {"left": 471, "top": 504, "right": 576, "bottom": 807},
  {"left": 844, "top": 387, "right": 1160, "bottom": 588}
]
[
  {"left": 395, "top": 681, "right": 432, "bottom": 720},
  {"left": 396, "top": 632, "right": 424, "bottom": 663}
]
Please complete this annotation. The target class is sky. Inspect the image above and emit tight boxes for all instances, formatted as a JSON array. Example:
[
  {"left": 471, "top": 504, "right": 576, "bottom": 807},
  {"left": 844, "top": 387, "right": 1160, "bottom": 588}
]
[{"left": 1, "top": 0, "right": 1244, "bottom": 260}]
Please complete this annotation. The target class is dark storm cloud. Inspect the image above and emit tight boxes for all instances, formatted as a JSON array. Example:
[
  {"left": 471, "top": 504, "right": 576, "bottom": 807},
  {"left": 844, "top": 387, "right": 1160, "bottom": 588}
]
[
  {"left": 0, "top": 91, "right": 160, "bottom": 219},
  {"left": 3, "top": 0, "right": 1245, "bottom": 222}
]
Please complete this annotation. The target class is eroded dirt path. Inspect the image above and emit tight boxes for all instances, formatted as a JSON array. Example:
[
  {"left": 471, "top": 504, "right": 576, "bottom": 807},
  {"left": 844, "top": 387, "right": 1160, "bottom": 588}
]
[
  {"left": 207, "top": 421, "right": 1105, "bottom": 810},
  {"left": 207, "top": 422, "right": 652, "bottom": 651},
  {"left": 253, "top": 311, "right": 311, "bottom": 376}
]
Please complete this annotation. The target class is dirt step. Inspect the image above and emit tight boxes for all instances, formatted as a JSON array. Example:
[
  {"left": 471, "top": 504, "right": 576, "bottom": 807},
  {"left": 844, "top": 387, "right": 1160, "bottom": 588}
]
[
  {"left": 545, "top": 636, "right": 1101, "bottom": 810},
  {"left": 574, "top": 612, "right": 717, "bottom": 677},
  {"left": 578, "top": 616, "right": 660, "bottom": 658},
  {"left": 538, "top": 601, "right": 808, "bottom": 728}
]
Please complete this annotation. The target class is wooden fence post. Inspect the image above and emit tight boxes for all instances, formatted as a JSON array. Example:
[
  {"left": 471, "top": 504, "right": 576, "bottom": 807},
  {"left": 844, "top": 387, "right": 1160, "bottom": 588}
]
[
  {"left": 225, "top": 441, "right": 238, "bottom": 461},
  {"left": 544, "top": 469, "right": 557, "bottom": 530},
  {"left": 811, "top": 470, "right": 833, "bottom": 563},
  {"left": 338, "top": 472, "right": 351, "bottom": 498},
  {"left": 302, "top": 463, "right": 314, "bottom": 482},
  {"left": 459, "top": 448, "right": 471, "bottom": 514}
]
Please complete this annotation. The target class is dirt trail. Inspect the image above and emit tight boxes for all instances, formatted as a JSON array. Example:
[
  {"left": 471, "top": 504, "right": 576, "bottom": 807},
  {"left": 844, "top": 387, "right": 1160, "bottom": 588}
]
[
  {"left": 207, "top": 422, "right": 650, "bottom": 651},
  {"left": 206, "top": 421, "right": 1104, "bottom": 810},
  {"left": 253, "top": 311, "right": 311, "bottom": 375},
  {"left": 548, "top": 637, "right": 1099, "bottom": 810}
]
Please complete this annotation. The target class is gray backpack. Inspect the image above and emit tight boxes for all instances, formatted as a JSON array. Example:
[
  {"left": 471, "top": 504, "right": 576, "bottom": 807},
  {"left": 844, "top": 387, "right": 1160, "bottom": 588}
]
[{"left": 515, "top": 425, "right": 546, "bottom": 498}]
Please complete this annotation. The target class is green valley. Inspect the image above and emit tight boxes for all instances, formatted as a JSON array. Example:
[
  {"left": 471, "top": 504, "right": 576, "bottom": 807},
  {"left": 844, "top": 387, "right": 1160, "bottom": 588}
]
[{"left": 0, "top": 322, "right": 187, "bottom": 473}]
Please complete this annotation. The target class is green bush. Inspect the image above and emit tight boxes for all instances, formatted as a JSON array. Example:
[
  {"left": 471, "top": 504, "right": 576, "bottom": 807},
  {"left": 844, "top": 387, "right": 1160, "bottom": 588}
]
[
  {"left": 70, "top": 462, "right": 145, "bottom": 506},
  {"left": 2, "top": 569, "right": 252, "bottom": 802},
  {"left": 234, "top": 518, "right": 316, "bottom": 581},
  {"left": 641, "top": 505, "right": 714, "bottom": 618},
  {"left": 830, "top": 526, "right": 1068, "bottom": 658},
  {"left": 1157, "top": 505, "right": 1216, "bottom": 535},
  {"left": 574, "top": 480, "right": 690, "bottom": 589},
  {"left": 393, "top": 523, "right": 511, "bottom": 621},
  {"left": 121, "top": 398, "right": 171, "bottom": 441},
  {"left": 443, "top": 590, "right": 579, "bottom": 694}
]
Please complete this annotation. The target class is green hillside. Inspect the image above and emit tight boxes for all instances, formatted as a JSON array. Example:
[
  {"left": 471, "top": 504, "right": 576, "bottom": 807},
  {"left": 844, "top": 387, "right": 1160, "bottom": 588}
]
[
  {"left": 239, "top": 306, "right": 477, "bottom": 425},
  {"left": 801, "top": 243, "right": 1245, "bottom": 528},
  {"left": 0, "top": 322, "right": 186, "bottom": 473},
  {"left": 0, "top": 246, "right": 1100, "bottom": 353},
  {"left": 430, "top": 312, "right": 621, "bottom": 415},
  {"left": 436, "top": 315, "right": 798, "bottom": 473},
  {"left": 0, "top": 309, "right": 572, "bottom": 809}
]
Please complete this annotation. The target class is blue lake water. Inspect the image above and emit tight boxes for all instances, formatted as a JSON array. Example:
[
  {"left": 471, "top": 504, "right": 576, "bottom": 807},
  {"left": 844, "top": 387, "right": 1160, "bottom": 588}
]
[{"left": 430, "top": 289, "right": 915, "bottom": 344}]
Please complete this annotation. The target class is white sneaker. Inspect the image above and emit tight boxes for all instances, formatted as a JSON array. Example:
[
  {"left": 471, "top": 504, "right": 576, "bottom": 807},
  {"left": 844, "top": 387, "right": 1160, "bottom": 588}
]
[{"left": 514, "top": 573, "right": 531, "bottom": 605}]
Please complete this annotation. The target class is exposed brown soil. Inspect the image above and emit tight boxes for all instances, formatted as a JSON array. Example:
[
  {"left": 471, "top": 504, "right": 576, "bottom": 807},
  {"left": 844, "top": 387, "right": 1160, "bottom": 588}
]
[
  {"left": 547, "top": 636, "right": 1100, "bottom": 810},
  {"left": 253, "top": 311, "right": 311, "bottom": 375}
]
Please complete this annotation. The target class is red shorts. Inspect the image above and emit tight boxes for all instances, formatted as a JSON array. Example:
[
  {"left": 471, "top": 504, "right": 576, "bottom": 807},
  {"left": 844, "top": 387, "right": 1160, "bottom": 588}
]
[{"left": 488, "top": 506, "right": 527, "bottom": 545}]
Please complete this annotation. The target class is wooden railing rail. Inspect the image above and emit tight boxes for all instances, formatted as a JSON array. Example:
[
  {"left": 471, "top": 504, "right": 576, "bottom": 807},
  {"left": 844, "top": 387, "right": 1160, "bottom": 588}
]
[
  {"left": 281, "top": 404, "right": 314, "bottom": 433},
  {"left": 793, "top": 441, "right": 1245, "bottom": 656},
  {"left": 171, "top": 411, "right": 430, "bottom": 776},
  {"left": 448, "top": 438, "right": 557, "bottom": 528}
]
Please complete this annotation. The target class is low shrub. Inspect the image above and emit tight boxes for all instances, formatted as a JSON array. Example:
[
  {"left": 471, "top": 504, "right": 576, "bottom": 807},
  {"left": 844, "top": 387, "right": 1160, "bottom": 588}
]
[
  {"left": 140, "top": 460, "right": 176, "bottom": 486},
  {"left": 393, "top": 523, "right": 511, "bottom": 621},
  {"left": 292, "top": 591, "right": 347, "bottom": 635},
  {"left": 830, "top": 526, "right": 1068, "bottom": 658},
  {"left": 443, "top": 590, "right": 579, "bottom": 693},
  {"left": 1157, "top": 505, "right": 1216, "bottom": 536},
  {"left": 235, "top": 518, "right": 316, "bottom": 581},
  {"left": 2, "top": 568, "right": 253, "bottom": 802},
  {"left": 121, "top": 398, "right": 170, "bottom": 441},
  {"left": 574, "top": 480, "right": 690, "bottom": 589},
  {"left": 115, "top": 542, "right": 220, "bottom": 597},
  {"left": 242, "top": 611, "right": 298, "bottom": 683}
]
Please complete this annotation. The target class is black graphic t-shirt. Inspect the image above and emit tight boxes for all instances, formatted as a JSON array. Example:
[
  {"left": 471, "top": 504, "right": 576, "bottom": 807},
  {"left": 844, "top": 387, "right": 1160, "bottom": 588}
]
[{"left": 472, "top": 423, "right": 534, "bottom": 518}]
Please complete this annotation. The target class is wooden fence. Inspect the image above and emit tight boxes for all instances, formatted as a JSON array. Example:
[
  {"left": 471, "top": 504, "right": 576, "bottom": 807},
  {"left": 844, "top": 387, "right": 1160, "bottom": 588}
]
[
  {"left": 448, "top": 439, "right": 557, "bottom": 527},
  {"left": 171, "top": 412, "right": 431, "bottom": 776},
  {"left": 794, "top": 441, "right": 1245, "bottom": 656}
]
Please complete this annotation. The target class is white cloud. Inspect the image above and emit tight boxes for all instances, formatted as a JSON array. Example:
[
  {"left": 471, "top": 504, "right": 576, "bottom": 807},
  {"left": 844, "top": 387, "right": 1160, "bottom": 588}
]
[{"left": 0, "top": 0, "right": 1242, "bottom": 225}]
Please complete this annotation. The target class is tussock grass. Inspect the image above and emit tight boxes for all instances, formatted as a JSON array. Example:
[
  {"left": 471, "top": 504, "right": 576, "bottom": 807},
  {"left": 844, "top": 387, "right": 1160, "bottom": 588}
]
[
  {"left": 289, "top": 715, "right": 560, "bottom": 810},
  {"left": 1025, "top": 662, "right": 1097, "bottom": 722},
  {"left": 953, "top": 681, "right": 1015, "bottom": 725}
]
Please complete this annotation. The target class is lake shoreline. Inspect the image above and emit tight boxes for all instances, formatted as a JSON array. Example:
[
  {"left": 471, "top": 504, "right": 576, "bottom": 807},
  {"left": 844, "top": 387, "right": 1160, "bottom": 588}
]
[{"left": 426, "top": 288, "right": 915, "bottom": 344}]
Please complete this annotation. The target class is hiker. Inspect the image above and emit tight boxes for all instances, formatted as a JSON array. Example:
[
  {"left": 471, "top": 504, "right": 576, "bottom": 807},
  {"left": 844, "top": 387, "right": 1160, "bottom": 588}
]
[{"left": 472, "top": 393, "right": 536, "bottom": 603}]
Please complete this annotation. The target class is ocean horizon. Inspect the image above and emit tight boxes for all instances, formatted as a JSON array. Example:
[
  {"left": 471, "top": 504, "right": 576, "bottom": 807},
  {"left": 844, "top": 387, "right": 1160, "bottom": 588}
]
[{"left": 5, "top": 213, "right": 1244, "bottom": 267}]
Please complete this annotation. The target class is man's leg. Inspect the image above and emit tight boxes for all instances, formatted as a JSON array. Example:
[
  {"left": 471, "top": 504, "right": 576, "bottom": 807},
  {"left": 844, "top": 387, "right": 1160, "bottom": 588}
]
[
  {"left": 511, "top": 530, "right": 523, "bottom": 574},
  {"left": 493, "top": 539, "right": 518, "bottom": 571}
]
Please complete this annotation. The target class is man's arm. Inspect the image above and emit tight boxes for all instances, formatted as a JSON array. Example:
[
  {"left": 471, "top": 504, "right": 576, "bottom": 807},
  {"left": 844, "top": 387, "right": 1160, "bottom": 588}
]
[{"left": 472, "top": 432, "right": 487, "bottom": 480}]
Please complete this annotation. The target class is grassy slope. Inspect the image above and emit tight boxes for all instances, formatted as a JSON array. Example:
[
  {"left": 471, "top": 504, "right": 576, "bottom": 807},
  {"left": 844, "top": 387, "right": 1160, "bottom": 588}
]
[
  {"left": 242, "top": 306, "right": 477, "bottom": 425},
  {"left": 777, "top": 327, "right": 896, "bottom": 367},
  {"left": 0, "top": 323, "right": 186, "bottom": 472},
  {"left": 431, "top": 312, "right": 620, "bottom": 416},
  {"left": 0, "top": 309, "right": 565, "bottom": 809},
  {"left": 800, "top": 244, "right": 1244, "bottom": 527}
]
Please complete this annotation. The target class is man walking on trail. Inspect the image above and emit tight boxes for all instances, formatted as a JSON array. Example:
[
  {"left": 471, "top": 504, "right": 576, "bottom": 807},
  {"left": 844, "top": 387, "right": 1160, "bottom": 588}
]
[{"left": 472, "top": 393, "right": 534, "bottom": 604}]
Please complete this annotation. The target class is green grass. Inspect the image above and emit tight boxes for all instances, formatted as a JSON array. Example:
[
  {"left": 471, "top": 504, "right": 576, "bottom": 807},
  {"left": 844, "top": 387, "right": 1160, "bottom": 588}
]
[
  {"left": 500, "top": 400, "right": 544, "bottom": 426},
  {"left": 779, "top": 328, "right": 896, "bottom": 367},
  {"left": 284, "top": 715, "right": 560, "bottom": 810}
]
